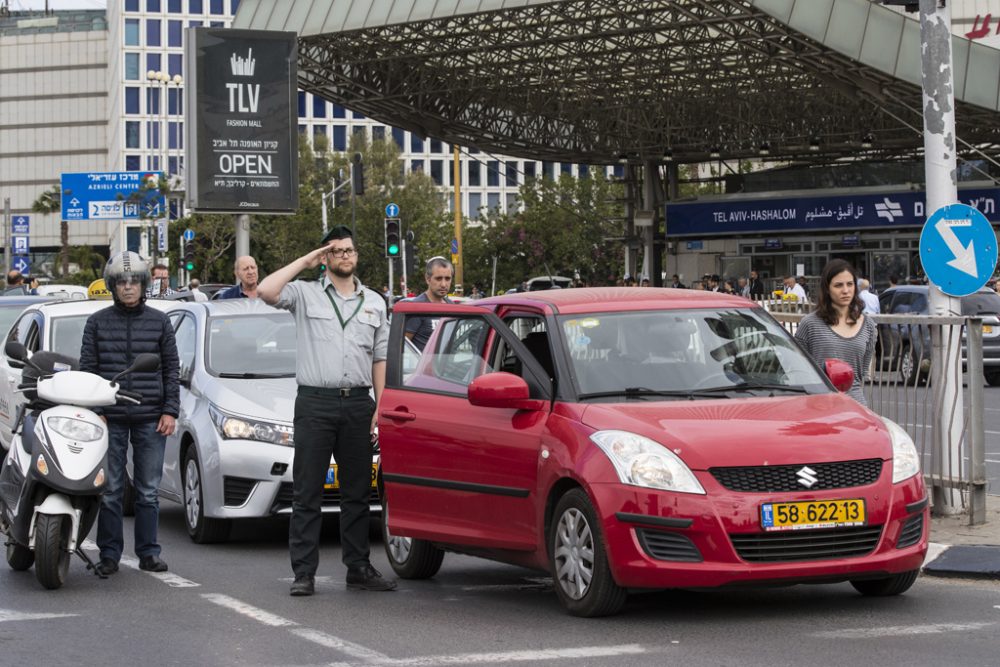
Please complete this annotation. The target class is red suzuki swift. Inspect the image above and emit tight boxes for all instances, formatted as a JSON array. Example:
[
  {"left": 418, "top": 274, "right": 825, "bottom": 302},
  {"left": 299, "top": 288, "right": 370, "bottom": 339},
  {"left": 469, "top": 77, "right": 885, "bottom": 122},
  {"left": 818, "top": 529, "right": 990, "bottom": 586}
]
[{"left": 378, "top": 288, "right": 928, "bottom": 616}]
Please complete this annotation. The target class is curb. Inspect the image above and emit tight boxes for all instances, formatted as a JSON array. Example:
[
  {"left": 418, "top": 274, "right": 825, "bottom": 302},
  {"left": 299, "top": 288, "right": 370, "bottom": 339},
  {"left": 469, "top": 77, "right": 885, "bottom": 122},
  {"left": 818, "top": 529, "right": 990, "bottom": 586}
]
[{"left": 922, "top": 542, "right": 1000, "bottom": 579}]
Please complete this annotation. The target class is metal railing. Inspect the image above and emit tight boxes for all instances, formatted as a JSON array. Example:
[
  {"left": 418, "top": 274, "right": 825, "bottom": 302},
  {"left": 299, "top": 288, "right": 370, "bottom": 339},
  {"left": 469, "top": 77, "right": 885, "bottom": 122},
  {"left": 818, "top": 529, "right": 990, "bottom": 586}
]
[{"left": 769, "top": 310, "right": 988, "bottom": 525}]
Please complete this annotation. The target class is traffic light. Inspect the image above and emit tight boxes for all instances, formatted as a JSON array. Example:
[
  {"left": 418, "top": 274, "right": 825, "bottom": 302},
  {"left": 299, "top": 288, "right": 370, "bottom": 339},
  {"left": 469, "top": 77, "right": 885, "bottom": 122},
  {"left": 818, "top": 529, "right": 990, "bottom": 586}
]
[
  {"left": 183, "top": 241, "right": 195, "bottom": 272},
  {"left": 352, "top": 153, "right": 364, "bottom": 195},
  {"left": 384, "top": 218, "right": 401, "bottom": 258}
]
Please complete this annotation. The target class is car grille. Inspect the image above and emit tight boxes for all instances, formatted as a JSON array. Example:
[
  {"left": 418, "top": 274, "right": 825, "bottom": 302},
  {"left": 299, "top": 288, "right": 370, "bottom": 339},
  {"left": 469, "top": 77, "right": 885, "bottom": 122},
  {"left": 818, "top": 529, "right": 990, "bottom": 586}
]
[
  {"left": 896, "top": 514, "right": 924, "bottom": 549},
  {"left": 272, "top": 483, "right": 380, "bottom": 511},
  {"left": 710, "top": 459, "right": 883, "bottom": 492},
  {"left": 223, "top": 477, "right": 257, "bottom": 506},
  {"left": 635, "top": 529, "right": 702, "bottom": 562},
  {"left": 730, "top": 525, "right": 882, "bottom": 562}
]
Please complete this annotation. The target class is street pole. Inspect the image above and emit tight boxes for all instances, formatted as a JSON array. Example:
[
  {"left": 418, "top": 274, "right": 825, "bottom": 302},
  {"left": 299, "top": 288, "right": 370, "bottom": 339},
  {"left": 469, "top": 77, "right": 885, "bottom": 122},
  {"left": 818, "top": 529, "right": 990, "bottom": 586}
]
[
  {"left": 453, "top": 144, "right": 463, "bottom": 293},
  {"left": 920, "top": 0, "right": 963, "bottom": 514},
  {"left": 236, "top": 214, "right": 250, "bottom": 259},
  {"left": 2, "top": 197, "right": 9, "bottom": 280}
]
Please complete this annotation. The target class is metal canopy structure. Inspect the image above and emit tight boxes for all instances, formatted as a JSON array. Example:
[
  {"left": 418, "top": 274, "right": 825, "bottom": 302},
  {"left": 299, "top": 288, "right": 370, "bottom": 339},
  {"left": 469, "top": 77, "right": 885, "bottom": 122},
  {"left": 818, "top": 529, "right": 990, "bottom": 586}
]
[{"left": 233, "top": 0, "right": 1000, "bottom": 167}]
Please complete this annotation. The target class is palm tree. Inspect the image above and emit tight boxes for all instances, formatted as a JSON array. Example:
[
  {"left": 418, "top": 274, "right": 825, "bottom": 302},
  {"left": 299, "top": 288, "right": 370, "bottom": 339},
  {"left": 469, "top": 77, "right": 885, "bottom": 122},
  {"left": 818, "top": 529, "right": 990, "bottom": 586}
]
[{"left": 31, "top": 185, "right": 68, "bottom": 277}]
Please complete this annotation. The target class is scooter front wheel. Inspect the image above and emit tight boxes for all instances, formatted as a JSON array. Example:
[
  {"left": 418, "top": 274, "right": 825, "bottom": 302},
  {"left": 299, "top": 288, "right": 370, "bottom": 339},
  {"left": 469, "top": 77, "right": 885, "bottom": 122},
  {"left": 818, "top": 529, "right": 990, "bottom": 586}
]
[
  {"left": 6, "top": 540, "right": 34, "bottom": 571},
  {"left": 34, "top": 513, "right": 71, "bottom": 589}
]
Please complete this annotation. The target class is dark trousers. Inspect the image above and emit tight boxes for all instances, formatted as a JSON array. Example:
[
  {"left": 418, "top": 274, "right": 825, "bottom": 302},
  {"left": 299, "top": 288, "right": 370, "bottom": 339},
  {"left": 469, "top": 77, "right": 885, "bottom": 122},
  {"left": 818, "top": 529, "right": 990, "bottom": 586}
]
[{"left": 289, "top": 388, "right": 375, "bottom": 577}]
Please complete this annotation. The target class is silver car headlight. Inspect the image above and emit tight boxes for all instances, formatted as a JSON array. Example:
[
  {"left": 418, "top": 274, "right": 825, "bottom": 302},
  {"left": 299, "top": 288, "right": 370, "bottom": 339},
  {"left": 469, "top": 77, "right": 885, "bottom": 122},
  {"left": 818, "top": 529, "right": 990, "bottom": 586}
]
[
  {"left": 590, "top": 430, "right": 705, "bottom": 494},
  {"left": 881, "top": 417, "right": 920, "bottom": 483},
  {"left": 209, "top": 405, "right": 293, "bottom": 447},
  {"left": 45, "top": 416, "right": 104, "bottom": 442}
]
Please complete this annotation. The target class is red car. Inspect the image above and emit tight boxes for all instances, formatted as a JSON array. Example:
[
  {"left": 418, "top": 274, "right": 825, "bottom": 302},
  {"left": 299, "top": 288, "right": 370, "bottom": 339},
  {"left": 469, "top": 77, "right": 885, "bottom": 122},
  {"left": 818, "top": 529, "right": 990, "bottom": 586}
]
[{"left": 378, "top": 288, "right": 928, "bottom": 616}]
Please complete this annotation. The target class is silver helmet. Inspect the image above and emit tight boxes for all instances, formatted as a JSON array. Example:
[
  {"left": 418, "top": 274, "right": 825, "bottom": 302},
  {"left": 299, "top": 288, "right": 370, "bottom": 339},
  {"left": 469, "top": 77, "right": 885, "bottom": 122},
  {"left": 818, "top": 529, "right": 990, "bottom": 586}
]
[{"left": 103, "top": 251, "right": 150, "bottom": 303}]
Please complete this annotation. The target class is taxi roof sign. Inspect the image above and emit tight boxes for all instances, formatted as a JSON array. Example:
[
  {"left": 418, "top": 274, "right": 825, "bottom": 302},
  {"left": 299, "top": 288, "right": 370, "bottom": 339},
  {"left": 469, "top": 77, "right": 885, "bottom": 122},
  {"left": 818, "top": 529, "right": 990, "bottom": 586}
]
[{"left": 88, "top": 279, "right": 112, "bottom": 300}]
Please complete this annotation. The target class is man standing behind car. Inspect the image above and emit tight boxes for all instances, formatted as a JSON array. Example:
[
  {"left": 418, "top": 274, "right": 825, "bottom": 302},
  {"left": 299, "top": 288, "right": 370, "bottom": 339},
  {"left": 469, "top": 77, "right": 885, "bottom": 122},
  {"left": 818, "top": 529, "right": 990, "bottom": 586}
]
[
  {"left": 217, "top": 255, "right": 260, "bottom": 299},
  {"left": 258, "top": 225, "right": 395, "bottom": 596},
  {"left": 80, "top": 251, "right": 179, "bottom": 576},
  {"left": 405, "top": 256, "right": 454, "bottom": 351}
]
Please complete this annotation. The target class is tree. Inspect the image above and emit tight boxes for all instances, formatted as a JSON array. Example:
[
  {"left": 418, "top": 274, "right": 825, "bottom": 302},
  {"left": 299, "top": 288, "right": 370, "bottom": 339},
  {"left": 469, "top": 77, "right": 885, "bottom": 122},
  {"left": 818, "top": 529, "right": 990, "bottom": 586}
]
[{"left": 31, "top": 185, "right": 67, "bottom": 277}]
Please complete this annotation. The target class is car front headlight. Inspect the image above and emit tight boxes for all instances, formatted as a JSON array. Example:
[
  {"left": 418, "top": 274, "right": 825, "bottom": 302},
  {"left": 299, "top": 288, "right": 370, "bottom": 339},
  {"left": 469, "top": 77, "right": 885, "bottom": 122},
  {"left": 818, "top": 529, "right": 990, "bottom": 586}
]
[
  {"left": 209, "top": 405, "right": 293, "bottom": 447},
  {"left": 881, "top": 417, "right": 920, "bottom": 483},
  {"left": 46, "top": 416, "right": 104, "bottom": 442},
  {"left": 590, "top": 430, "right": 705, "bottom": 494}
]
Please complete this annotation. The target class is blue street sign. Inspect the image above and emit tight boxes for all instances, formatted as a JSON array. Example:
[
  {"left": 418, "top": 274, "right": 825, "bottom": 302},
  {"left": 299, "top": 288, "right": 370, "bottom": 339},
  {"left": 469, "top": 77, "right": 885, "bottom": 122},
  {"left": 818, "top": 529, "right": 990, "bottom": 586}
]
[
  {"left": 11, "top": 215, "right": 28, "bottom": 235},
  {"left": 12, "top": 256, "right": 29, "bottom": 275},
  {"left": 686, "top": 240, "right": 703, "bottom": 250},
  {"left": 451, "top": 238, "right": 459, "bottom": 254},
  {"left": 12, "top": 236, "right": 29, "bottom": 255},
  {"left": 920, "top": 203, "right": 998, "bottom": 297},
  {"left": 385, "top": 203, "right": 399, "bottom": 218},
  {"left": 157, "top": 221, "right": 168, "bottom": 253},
  {"left": 60, "top": 172, "right": 165, "bottom": 221},
  {"left": 183, "top": 228, "right": 196, "bottom": 242}
]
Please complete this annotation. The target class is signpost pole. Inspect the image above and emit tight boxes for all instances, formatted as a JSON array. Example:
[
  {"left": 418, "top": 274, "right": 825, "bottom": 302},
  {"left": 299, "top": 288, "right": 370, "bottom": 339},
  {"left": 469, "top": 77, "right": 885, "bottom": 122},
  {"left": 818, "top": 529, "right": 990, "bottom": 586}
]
[
  {"left": 2, "top": 197, "right": 9, "bottom": 280},
  {"left": 236, "top": 214, "right": 250, "bottom": 259},
  {"left": 919, "top": 0, "right": 963, "bottom": 514}
]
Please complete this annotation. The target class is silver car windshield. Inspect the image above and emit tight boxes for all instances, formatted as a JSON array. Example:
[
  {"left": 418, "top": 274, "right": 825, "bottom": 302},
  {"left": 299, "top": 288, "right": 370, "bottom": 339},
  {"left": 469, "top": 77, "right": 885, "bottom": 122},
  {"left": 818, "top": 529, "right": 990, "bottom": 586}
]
[
  {"left": 559, "top": 309, "right": 828, "bottom": 398},
  {"left": 50, "top": 315, "right": 90, "bottom": 358},
  {"left": 207, "top": 313, "right": 296, "bottom": 377}
]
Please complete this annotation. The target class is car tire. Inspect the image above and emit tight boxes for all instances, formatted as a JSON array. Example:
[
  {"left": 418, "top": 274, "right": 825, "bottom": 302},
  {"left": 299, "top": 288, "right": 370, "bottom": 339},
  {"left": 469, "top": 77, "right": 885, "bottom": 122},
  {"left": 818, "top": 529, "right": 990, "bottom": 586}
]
[
  {"left": 985, "top": 370, "right": 1000, "bottom": 387},
  {"left": 899, "top": 345, "right": 927, "bottom": 386},
  {"left": 850, "top": 569, "right": 919, "bottom": 597},
  {"left": 549, "top": 489, "right": 626, "bottom": 617},
  {"left": 183, "top": 448, "right": 231, "bottom": 544},
  {"left": 6, "top": 539, "right": 34, "bottom": 571},
  {"left": 382, "top": 497, "right": 443, "bottom": 579},
  {"left": 122, "top": 473, "right": 136, "bottom": 517}
]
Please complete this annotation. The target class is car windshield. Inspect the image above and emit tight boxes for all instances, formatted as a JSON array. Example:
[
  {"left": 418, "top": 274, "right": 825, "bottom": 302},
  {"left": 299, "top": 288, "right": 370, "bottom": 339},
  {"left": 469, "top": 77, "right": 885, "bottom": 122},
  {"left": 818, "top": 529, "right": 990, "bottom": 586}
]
[
  {"left": 207, "top": 313, "right": 296, "bottom": 377},
  {"left": 559, "top": 308, "right": 829, "bottom": 398},
  {"left": 50, "top": 314, "right": 91, "bottom": 358},
  {"left": 0, "top": 306, "right": 27, "bottom": 339}
]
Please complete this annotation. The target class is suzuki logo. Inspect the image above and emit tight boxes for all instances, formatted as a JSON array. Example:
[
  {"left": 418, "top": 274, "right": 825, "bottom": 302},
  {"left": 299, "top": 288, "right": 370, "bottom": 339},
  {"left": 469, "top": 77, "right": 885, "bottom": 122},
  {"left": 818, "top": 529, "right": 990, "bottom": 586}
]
[
  {"left": 874, "top": 197, "right": 903, "bottom": 223},
  {"left": 796, "top": 466, "right": 819, "bottom": 488}
]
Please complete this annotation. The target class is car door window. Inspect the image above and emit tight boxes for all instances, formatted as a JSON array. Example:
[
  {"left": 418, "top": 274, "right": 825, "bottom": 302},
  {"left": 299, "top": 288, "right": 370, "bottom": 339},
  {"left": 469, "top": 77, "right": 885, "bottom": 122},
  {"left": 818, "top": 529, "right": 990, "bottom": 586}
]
[
  {"left": 403, "top": 316, "right": 493, "bottom": 395},
  {"left": 12, "top": 312, "right": 42, "bottom": 353},
  {"left": 50, "top": 315, "right": 89, "bottom": 357},
  {"left": 172, "top": 313, "right": 197, "bottom": 379}
]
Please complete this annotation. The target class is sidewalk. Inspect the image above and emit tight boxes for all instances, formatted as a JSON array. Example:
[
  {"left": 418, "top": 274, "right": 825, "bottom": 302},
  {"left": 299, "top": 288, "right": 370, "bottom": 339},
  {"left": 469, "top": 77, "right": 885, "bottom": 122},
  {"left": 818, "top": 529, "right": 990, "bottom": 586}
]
[{"left": 924, "top": 493, "right": 1000, "bottom": 579}]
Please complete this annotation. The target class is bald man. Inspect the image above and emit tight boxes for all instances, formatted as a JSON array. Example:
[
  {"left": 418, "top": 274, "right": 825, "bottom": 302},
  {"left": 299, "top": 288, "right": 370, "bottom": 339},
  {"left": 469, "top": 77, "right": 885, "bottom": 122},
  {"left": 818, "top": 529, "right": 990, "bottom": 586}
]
[{"left": 217, "top": 256, "right": 259, "bottom": 299}]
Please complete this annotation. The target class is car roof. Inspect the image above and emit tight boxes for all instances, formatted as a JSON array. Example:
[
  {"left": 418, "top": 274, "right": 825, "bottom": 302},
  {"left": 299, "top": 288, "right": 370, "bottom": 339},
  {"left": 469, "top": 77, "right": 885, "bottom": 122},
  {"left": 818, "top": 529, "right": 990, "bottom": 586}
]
[
  {"left": 474, "top": 286, "right": 754, "bottom": 315},
  {"left": 31, "top": 298, "right": 177, "bottom": 317},
  {"left": 883, "top": 285, "right": 995, "bottom": 296},
  {"left": 0, "top": 295, "right": 60, "bottom": 307},
  {"left": 174, "top": 298, "right": 289, "bottom": 316}
]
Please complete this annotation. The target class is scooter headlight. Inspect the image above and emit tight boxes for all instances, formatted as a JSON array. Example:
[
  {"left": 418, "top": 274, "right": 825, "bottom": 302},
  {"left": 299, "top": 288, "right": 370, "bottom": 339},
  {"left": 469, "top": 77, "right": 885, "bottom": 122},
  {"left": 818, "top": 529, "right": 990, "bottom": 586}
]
[{"left": 46, "top": 416, "right": 104, "bottom": 442}]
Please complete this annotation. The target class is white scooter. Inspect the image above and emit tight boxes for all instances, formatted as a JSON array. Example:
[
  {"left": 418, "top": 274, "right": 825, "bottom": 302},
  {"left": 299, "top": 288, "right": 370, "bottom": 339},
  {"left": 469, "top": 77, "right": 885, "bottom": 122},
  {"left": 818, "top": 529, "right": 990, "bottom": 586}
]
[{"left": 0, "top": 341, "right": 159, "bottom": 589}]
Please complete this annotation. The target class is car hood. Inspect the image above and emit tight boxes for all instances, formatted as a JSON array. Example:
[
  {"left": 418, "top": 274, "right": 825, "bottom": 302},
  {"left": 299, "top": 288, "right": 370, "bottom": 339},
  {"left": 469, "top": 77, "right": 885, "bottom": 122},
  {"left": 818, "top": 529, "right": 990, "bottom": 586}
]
[
  {"left": 579, "top": 394, "right": 890, "bottom": 469},
  {"left": 199, "top": 376, "right": 297, "bottom": 425}
]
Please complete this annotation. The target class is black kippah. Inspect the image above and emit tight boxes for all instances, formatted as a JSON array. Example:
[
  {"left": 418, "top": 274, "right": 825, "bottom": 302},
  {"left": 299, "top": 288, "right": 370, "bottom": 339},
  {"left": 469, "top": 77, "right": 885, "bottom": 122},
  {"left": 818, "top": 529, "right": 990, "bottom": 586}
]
[{"left": 321, "top": 225, "right": 353, "bottom": 244}]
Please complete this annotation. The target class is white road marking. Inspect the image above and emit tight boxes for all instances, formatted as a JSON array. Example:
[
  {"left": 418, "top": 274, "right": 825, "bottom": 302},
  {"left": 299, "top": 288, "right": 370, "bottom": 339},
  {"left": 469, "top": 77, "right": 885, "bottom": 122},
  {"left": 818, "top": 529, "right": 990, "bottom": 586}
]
[
  {"left": 201, "top": 593, "right": 296, "bottom": 627},
  {"left": 81, "top": 540, "right": 198, "bottom": 587},
  {"left": 0, "top": 609, "right": 78, "bottom": 623},
  {"left": 813, "top": 622, "right": 994, "bottom": 639},
  {"left": 924, "top": 542, "right": 949, "bottom": 564},
  {"left": 290, "top": 628, "right": 391, "bottom": 663},
  {"left": 327, "top": 645, "right": 649, "bottom": 667}
]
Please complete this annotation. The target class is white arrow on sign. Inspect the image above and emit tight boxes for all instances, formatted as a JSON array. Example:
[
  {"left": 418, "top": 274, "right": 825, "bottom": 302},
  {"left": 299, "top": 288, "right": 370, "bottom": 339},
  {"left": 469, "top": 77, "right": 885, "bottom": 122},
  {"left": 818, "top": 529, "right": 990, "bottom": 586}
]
[{"left": 934, "top": 216, "right": 979, "bottom": 277}]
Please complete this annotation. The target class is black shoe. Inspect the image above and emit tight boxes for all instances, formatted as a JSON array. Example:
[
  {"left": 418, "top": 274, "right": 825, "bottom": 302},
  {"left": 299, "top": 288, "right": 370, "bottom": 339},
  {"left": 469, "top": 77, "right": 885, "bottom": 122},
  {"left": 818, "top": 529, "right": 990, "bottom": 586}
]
[
  {"left": 346, "top": 565, "right": 397, "bottom": 591},
  {"left": 138, "top": 555, "right": 168, "bottom": 572},
  {"left": 290, "top": 574, "right": 315, "bottom": 596},
  {"left": 95, "top": 557, "right": 119, "bottom": 576}
]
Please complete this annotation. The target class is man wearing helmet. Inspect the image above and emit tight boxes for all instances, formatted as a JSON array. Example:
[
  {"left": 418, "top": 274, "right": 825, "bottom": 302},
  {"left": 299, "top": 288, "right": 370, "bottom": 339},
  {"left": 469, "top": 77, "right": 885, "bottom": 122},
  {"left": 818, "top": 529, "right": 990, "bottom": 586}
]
[{"left": 80, "top": 251, "right": 180, "bottom": 576}]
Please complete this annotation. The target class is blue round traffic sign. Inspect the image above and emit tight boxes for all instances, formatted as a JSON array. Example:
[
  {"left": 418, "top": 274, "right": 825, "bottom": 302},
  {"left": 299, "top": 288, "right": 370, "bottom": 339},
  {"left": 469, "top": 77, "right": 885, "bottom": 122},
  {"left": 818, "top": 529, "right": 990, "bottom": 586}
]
[
  {"left": 385, "top": 203, "right": 399, "bottom": 218},
  {"left": 919, "top": 203, "right": 998, "bottom": 297},
  {"left": 183, "top": 228, "right": 196, "bottom": 242}
]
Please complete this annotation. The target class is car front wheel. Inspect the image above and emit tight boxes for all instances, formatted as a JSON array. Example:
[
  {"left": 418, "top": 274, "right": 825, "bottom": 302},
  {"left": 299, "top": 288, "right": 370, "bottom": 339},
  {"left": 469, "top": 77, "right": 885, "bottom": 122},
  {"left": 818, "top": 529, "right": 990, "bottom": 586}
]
[
  {"left": 850, "top": 569, "right": 919, "bottom": 596},
  {"left": 985, "top": 369, "right": 1000, "bottom": 387},
  {"left": 183, "top": 448, "right": 231, "bottom": 544},
  {"left": 382, "top": 497, "right": 443, "bottom": 579},
  {"left": 550, "top": 489, "right": 626, "bottom": 617}
]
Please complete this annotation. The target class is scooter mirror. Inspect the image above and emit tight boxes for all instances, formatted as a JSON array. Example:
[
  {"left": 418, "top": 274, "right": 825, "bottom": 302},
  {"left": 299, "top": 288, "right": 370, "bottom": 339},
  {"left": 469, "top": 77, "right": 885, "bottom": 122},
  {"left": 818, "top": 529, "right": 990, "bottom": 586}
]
[
  {"left": 4, "top": 340, "right": 28, "bottom": 362},
  {"left": 130, "top": 353, "right": 161, "bottom": 373}
]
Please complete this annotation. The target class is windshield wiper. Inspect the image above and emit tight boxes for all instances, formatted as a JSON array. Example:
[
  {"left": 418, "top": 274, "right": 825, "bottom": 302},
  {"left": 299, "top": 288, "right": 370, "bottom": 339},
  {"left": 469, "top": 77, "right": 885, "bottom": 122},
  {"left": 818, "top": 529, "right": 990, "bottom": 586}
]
[
  {"left": 578, "top": 387, "right": 729, "bottom": 400},
  {"left": 218, "top": 372, "right": 293, "bottom": 379},
  {"left": 696, "top": 382, "right": 809, "bottom": 395}
]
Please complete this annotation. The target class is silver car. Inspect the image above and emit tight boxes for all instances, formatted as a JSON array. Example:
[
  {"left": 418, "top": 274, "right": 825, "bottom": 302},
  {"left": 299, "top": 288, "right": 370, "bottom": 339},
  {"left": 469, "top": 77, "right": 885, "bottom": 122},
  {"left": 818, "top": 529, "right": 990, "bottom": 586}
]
[{"left": 163, "top": 299, "right": 380, "bottom": 543}]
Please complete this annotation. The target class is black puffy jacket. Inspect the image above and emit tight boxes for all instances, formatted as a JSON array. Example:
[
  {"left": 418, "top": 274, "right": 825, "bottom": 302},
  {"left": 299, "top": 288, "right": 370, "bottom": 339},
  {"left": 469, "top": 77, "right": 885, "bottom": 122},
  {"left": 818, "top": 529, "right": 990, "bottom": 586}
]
[{"left": 79, "top": 301, "right": 180, "bottom": 422}]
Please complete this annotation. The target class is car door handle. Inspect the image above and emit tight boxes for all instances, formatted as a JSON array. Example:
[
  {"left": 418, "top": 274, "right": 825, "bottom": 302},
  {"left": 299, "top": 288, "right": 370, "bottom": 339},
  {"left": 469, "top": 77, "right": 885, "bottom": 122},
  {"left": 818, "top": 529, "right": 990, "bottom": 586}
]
[{"left": 381, "top": 409, "right": 415, "bottom": 422}]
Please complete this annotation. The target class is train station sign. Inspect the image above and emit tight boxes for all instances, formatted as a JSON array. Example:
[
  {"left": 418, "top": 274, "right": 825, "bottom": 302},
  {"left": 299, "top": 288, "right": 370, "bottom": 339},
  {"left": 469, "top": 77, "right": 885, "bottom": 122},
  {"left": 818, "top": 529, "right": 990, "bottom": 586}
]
[{"left": 185, "top": 28, "right": 298, "bottom": 214}]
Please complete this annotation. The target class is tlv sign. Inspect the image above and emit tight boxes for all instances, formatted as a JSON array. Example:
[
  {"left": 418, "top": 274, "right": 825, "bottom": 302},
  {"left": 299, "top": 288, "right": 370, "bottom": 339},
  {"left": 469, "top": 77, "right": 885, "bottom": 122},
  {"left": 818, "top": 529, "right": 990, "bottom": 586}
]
[{"left": 60, "top": 172, "right": 165, "bottom": 222}]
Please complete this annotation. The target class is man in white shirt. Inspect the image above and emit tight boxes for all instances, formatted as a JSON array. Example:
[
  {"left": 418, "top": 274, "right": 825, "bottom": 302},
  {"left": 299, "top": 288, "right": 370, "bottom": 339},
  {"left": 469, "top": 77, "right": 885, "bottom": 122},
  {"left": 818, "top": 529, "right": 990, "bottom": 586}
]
[
  {"left": 858, "top": 278, "right": 880, "bottom": 314},
  {"left": 782, "top": 275, "right": 807, "bottom": 302}
]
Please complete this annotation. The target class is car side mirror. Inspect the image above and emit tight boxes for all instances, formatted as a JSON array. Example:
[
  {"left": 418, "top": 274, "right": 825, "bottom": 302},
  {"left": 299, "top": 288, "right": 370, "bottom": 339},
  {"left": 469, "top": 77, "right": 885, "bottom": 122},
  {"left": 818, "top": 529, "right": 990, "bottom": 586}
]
[
  {"left": 824, "top": 359, "right": 854, "bottom": 393},
  {"left": 468, "top": 372, "right": 545, "bottom": 411},
  {"left": 5, "top": 340, "right": 27, "bottom": 362}
]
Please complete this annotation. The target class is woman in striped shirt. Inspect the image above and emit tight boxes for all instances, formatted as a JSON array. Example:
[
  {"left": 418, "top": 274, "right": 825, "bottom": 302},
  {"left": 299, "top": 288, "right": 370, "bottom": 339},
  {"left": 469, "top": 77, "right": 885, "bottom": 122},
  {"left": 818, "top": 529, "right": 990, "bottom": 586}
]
[{"left": 794, "top": 259, "right": 877, "bottom": 406}]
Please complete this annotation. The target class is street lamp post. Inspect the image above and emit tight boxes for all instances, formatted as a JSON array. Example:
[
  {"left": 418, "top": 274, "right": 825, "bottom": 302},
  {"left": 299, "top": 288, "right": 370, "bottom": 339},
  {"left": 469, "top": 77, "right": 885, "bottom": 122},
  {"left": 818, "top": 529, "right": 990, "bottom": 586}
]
[{"left": 145, "top": 70, "right": 183, "bottom": 263}]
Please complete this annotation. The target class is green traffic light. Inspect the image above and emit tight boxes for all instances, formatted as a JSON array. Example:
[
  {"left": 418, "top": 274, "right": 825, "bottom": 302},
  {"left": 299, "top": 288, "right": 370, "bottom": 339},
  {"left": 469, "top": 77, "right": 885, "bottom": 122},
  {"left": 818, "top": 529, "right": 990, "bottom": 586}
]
[
  {"left": 388, "top": 244, "right": 400, "bottom": 256},
  {"left": 185, "top": 261, "right": 195, "bottom": 271}
]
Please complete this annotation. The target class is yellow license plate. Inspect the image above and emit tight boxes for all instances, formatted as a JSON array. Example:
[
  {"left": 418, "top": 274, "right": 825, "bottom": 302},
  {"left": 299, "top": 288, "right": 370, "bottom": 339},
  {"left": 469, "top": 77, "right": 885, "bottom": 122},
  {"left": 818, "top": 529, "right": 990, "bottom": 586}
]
[
  {"left": 984, "top": 325, "right": 993, "bottom": 334},
  {"left": 760, "top": 499, "right": 865, "bottom": 531},
  {"left": 324, "top": 463, "right": 378, "bottom": 490}
]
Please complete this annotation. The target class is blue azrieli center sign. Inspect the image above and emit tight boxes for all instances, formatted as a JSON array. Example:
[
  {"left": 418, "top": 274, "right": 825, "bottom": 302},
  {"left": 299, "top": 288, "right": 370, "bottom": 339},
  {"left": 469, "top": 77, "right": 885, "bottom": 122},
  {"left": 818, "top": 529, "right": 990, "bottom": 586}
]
[{"left": 665, "top": 187, "right": 1000, "bottom": 236}]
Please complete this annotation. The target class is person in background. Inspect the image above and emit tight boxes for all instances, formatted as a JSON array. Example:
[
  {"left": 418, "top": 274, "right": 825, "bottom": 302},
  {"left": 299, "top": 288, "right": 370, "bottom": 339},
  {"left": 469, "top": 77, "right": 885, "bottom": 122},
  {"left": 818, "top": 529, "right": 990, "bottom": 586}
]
[
  {"left": 738, "top": 277, "right": 750, "bottom": 297},
  {"left": 217, "top": 256, "right": 259, "bottom": 299},
  {"left": 722, "top": 279, "right": 736, "bottom": 295},
  {"left": 782, "top": 275, "right": 807, "bottom": 301},
  {"left": 748, "top": 269, "right": 766, "bottom": 298},
  {"left": 258, "top": 226, "right": 395, "bottom": 596},
  {"left": 405, "top": 257, "right": 454, "bottom": 351},
  {"left": 187, "top": 278, "right": 208, "bottom": 302},
  {"left": 691, "top": 280, "right": 705, "bottom": 290},
  {"left": 145, "top": 264, "right": 175, "bottom": 299},
  {"left": 3, "top": 270, "right": 25, "bottom": 294},
  {"left": 669, "top": 274, "right": 686, "bottom": 289},
  {"left": 858, "top": 278, "right": 879, "bottom": 314},
  {"left": 81, "top": 251, "right": 179, "bottom": 575},
  {"left": 640, "top": 278, "right": 651, "bottom": 287},
  {"left": 794, "top": 259, "right": 877, "bottom": 407},
  {"left": 797, "top": 276, "right": 810, "bottom": 298},
  {"left": 708, "top": 275, "right": 721, "bottom": 292},
  {"left": 889, "top": 274, "right": 900, "bottom": 289}
]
